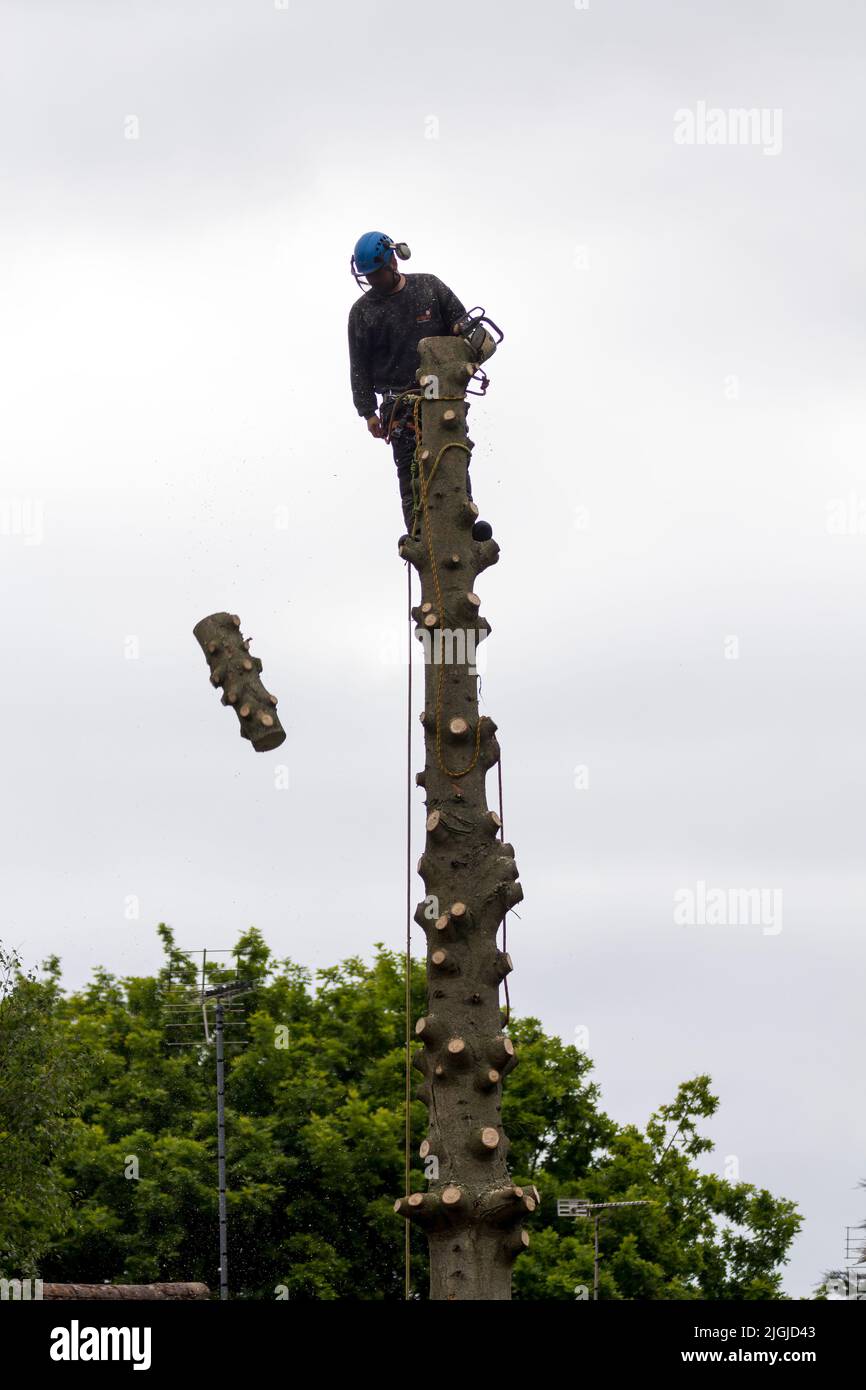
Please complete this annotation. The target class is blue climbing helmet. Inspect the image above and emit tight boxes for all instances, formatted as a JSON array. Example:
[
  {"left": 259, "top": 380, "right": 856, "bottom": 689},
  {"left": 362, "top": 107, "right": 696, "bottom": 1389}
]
[{"left": 350, "top": 231, "right": 411, "bottom": 287}]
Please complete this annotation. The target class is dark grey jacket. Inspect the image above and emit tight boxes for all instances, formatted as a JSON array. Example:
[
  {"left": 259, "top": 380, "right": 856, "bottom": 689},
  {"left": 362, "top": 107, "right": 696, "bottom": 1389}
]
[{"left": 348, "top": 272, "right": 466, "bottom": 417}]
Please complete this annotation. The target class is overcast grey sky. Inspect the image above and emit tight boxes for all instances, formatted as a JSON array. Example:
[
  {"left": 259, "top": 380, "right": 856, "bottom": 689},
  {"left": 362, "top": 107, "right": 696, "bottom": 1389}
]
[{"left": 1, "top": 0, "right": 864, "bottom": 1298}]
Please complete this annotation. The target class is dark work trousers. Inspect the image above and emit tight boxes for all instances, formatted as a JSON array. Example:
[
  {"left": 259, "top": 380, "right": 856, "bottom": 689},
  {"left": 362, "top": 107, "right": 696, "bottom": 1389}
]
[{"left": 381, "top": 396, "right": 473, "bottom": 534}]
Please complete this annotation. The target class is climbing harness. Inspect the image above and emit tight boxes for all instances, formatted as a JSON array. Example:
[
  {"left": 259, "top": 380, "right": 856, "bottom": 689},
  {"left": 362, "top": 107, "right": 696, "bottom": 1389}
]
[{"left": 380, "top": 387, "right": 418, "bottom": 446}]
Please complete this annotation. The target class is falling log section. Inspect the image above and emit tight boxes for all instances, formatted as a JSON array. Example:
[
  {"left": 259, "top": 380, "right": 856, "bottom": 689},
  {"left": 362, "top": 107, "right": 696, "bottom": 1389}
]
[
  {"left": 394, "top": 336, "right": 530, "bottom": 1301},
  {"left": 193, "top": 612, "right": 285, "bottom": 752}
]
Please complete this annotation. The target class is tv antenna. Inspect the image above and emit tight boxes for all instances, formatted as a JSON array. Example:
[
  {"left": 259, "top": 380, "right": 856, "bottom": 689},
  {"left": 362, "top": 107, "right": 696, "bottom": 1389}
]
[
  {"left": 557, "top": 1198, "right": 654, "bottom": 1301},
  {"left": 161, "top": 948, "right": 253, "bottom": 1301}
]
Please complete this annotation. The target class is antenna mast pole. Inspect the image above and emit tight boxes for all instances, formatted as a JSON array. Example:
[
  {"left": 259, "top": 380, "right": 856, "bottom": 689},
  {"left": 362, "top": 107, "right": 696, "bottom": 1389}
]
[{"left": 215, "top": 995, "right": 228, "bottom": 1302}]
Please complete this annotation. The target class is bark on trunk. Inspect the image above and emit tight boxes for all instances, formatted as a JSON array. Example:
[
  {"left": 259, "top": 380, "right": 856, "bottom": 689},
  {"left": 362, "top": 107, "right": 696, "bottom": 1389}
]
[
  {"left": 395, "top": 336, "right": 529, "bottom": 1300},
  {"left": 42, "top": 1283, "right": 210, "bottom": 1300}
]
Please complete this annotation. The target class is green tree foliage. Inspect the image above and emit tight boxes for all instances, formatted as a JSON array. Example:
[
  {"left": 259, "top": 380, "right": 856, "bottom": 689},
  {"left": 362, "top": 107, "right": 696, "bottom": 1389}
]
[
  {"left": 0, "top": 945, "right": 84, "bottom": 1274},
  {"left": 4, "top": 928, "right": 801, "bottom": 1298},
  {"left": 513, "top": 1069, "right": 800, "bottom": 1300}
]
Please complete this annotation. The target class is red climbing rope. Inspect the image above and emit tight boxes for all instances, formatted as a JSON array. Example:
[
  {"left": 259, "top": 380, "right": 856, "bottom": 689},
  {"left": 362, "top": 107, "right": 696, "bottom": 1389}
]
[{"left": 497, "top": 757, "right": 510, "bottom": 1026}]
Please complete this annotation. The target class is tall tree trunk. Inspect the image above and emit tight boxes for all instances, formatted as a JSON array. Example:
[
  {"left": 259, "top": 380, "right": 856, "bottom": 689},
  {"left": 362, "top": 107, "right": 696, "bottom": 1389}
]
[
  {"left": 42, "top": 1283, "right": 210, "bottom": 1300},
  {"left": 394, "top": 337, "right": 533, "bottom": 1300}
]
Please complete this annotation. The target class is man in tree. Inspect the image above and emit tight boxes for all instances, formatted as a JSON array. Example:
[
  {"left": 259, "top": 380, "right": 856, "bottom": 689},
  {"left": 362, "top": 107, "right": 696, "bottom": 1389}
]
[{"left": 347, "top": 230, "right": 492, "bottom": 541}]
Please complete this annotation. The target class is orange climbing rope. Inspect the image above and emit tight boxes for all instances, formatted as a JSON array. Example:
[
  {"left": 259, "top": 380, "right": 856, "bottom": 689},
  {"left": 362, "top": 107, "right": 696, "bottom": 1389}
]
[{"left": 412, "top": 393, "right": 482, "bottom": 780}]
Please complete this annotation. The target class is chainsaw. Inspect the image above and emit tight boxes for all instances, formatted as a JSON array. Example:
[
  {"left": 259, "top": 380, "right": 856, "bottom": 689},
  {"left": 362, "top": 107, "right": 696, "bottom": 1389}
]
[{"left": 453, "top": 306, "right": 504, "bottom": 364}]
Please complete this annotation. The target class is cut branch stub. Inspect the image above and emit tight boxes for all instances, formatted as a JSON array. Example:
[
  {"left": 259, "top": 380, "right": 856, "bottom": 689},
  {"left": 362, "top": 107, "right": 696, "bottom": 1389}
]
[
  {"left": 477, "top": 1186, "right": 530, "bottom": 1226},
  {"left": 414, "top": 899, "right": 436, "bottom": 929},
  {"left": 488, "top": 1035, "right": 516, "bottom": 1070},
  {"left": 431, "top": 947, "right": 460, "bottom": 975},
  {"left": 415, "top": 1014, "right": 444, "bottom": 1048},
  {"left": 395, "top": 1192, "right": 444, "bottom": 1227},
  {"left": 395, "top": 1188, "right": 467, "bottom": 1230},
  {"left": 441, "top": 1185, "right": 466, "bottom": 1212},
  {"left": 501, "top": 881, "right": 524, "bottom": 913},
  {"left": 193, "top": 612, "right": 285, "bottom": 752},
  {"left": 432, "top": 901, "right": 472, "bottom": 936},
  {"left": 470, "top": 1126, "right": 502, "bottom": 1158},
  {"left": 495, "top": 856, "right": 520, "bottom": 884},
  {"left": 502, "top": 1229, "right": 531, "bottom": 1261},
  {"left": 445, "top": 1037, "right": 470, "bottom": 1068},
  {"left": 398, "top": 534, "right": 425, "bottom": 566},
  {"left": 492, "top": 951, "right": 514, "bottom": 982},
  {"left": 474, "top": 537, "right": 501, "bottom": 574}
]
